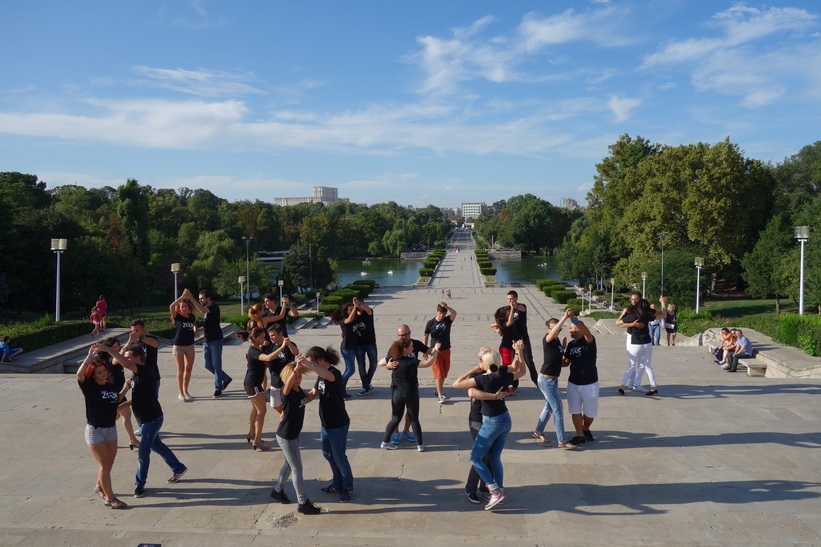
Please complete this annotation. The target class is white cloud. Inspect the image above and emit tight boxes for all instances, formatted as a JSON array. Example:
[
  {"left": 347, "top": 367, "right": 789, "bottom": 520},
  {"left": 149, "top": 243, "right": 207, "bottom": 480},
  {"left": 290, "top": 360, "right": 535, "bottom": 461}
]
[
  {"left": 641, "top": 5, "right": 819, "bottom": 107},
  {"left": 132, "top": 66, "right": 263, "bottom": 97},
  {"left": 607, "top": 95, "right": 641, "bottom": 123},
  {"left": 410, "top": 6, "right": 635, "bottom": 95}
]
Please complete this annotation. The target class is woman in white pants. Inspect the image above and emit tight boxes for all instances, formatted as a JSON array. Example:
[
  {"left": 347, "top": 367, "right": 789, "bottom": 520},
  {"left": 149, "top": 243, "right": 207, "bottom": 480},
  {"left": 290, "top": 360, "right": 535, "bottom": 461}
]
[{"left": 617, "top": 294, "right": 667, "bottom": 396}]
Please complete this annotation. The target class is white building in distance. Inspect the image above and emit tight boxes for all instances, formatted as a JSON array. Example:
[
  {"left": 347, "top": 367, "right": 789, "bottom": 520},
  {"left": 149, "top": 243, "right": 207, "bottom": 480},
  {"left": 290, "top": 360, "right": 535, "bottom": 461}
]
[
  {"left": 274, "top": 186, "right": 347, "bottom": 207},
  {"left": 461, "top": 202, "right": 485, "bottom": 221}
]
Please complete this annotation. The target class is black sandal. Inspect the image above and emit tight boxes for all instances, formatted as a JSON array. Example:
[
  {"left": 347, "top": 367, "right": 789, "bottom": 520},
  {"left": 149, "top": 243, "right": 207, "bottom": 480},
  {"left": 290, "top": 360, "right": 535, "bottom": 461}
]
[
  {"left": 106, "top": 497, "right": 128, "bottom": 509},
  {"left": 646, "top": 389, "right": 658, "bottom": 396}
]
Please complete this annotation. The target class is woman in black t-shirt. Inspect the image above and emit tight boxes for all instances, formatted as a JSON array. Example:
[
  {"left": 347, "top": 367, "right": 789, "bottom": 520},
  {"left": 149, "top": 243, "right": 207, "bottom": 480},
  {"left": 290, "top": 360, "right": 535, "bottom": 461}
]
[
  {"left": 237, "top": 327, "right": 290, "bottom": 451},
  {"left": 380, "top": 338, "right": 440, "bottom": 451},
  {"left": 269, "top": 362, "right": 321, "bottom": 514},
  {"left": 77, "top": 345, "right": 126, "bottom": 509},
  {"left": 453, "top": 344, "right": 526, "bottom": 510},
  {"left": 169, "top": 294, "right": 198, "bottom": 402},
  {"left": 331, "top": 303, "right": 358, "bottom": 397},
  {"left": 100, "top": 337, "right": 139, "bottom": 450},
  {"left": 616, "top": 296, "right": 667, "bottom": 396}
]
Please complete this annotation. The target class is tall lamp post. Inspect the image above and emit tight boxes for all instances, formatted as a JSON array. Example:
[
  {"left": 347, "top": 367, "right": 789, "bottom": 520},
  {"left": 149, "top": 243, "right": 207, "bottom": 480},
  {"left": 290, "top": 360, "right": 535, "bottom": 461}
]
[
  {"left": 641, "top": 271, "right": 647, "bottom": 298},
  {"left": 694, "top": 257, "right": 704, "bottom": 313},
  {"left": 588, "top": 283, "right": 594, "bottom": 314},
  {"left": 50, "top": 238, "right": 67, "bottom": 322},
  {"left": 170, "top": 263, "right": 181, "bottom": 298},
  {"left": 657, "top": 231, "right": 669, "bottom": 296},
  {"left": 278, "top": 279, "right": 284, "bottom": 303},
  {"left": 316, "top": 291, "right": 321, "bottom": 313},
  {"left": 242, "top": 235, "right": 253, "bottom": 300},
  {"left": 795, "top": 226, "right": 809, "bottom": 316},
  {"left": 610, "top": 278, "right": 615, "bottom": 312},
  {"left": 238, "top": 276, "right": 246, "bottom": 316}
]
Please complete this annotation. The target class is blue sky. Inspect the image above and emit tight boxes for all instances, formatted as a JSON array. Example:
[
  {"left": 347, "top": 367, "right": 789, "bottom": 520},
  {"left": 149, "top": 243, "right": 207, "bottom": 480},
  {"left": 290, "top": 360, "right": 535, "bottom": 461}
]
[{"left": 2, "top": 1, "right": 820, "bottom": 208}]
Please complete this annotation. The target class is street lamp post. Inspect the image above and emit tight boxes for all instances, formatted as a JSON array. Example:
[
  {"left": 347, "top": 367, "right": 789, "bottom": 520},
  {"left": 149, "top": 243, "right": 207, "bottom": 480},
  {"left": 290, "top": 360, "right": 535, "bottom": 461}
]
[
  {"left": 694, "top": 257, "right": 704, "bottom": 313},
  {"left": 588, "top": 283, "right": 594, "bottom": 314},
  {"left": 795, "top": 226, "right": 810, "bottom": 316},
  {"left": 316, "top": 291, "right": 321, "bottom": 313},
  {"left": 242, "top": 235, "right": 253, "bottom": 300},
  {"left": 278, "top": 279, "right": 284, "bottom": 303},
  {"left": 50, "top": 238, "right": 67, "bottom": 322},
  {"left": 239, "top": 276, "right": 246, "bottom": 316},
  {"left": 170, "top": 263, "right": 181, "bottom": 298},
  {"left": 657, "top": 232, "right": 669, "bottom": 296},
  {"left": 641, "top": 271, "right": 647, "bottom": 298},
  {"left": 610, "top": 278, "right": 615, "bottom": 312}
]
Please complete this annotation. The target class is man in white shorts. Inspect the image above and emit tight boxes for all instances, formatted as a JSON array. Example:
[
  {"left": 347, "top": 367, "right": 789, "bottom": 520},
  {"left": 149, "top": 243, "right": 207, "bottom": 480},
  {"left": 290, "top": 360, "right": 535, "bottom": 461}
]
[{"left": 562, "top": 311, "right": 599, "bottom": 446}]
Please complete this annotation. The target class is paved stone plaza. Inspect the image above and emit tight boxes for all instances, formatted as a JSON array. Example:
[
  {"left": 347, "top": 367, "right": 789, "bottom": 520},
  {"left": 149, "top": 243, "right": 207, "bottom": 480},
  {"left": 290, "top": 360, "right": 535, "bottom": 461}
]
[{"left": 2, "top": 234, "right": 821, "bottom": 545}]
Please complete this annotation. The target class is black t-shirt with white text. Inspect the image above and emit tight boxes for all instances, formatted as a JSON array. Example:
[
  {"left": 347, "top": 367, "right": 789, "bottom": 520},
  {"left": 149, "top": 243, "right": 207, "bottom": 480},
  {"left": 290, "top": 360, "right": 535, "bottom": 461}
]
[
  {"left": 564, "top": 337, "right": 598, "bottom": 386},
  {"left": 425, "top": 316, "right": 453, "bottom": 350},
  {"left": 314, "top": 367, "right": 350, "bottom": 429},
  {"left": 79, "top": 377, "right": 120, "bottom": 428}
]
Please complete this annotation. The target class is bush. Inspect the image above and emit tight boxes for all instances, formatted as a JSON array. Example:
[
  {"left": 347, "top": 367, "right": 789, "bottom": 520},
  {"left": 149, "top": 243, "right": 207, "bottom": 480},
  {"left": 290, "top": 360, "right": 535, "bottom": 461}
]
[
  {"left": 343, "top": 284, "right": 370, "bottom": 298},
  {"left": 319, "top": 304, "right": 340, "bottom": 316},
  {"left": 419, "top": 268, "right": 435, "bottom": 277},
  {"left": 479, "top": 267, "right": 497, "bottom": 276},
  {"left": 778, "top": 314, "right": 821, "bottom": 356},
  {"left": 322, "top": 295, "right": 344, "bottom": 306},
  {"left": 477, "top": 260, "right": 493, "bottom": 269},
  {"left": 567, "top": 298, "right": 582, "bottom": 308},
  {"left": 352, "top": 279, "right": 375, "bottom": 288},
  {"left": 551, "top": 290, "right": 576, "bottom": 304}
]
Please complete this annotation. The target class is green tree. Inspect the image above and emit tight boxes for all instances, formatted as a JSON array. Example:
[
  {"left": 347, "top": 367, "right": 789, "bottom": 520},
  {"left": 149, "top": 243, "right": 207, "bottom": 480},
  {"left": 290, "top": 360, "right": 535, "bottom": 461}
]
[
  {"left": 742, "top": 215, "right": 792, "bottom": 313},
  {"left": 116, "top": 179, "right": 151, "bottom": 263}
]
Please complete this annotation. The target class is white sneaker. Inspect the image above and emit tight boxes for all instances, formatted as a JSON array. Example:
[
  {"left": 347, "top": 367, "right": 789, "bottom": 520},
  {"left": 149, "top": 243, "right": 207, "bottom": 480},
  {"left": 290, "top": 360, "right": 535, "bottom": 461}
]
[
  {"left": 417, "top": 444, "right": 425, "bottom": 452},
  {"left": 178, "top": 394, "right": 186, "bottom": 402},
  {"left": 485, "top": 489, "right": 505, "bottom": 510},
  {"left": 438, "top": 395, "right": 446, "bottom": 404},
  {"left": 380, "top": 442, "right": 398, "bottom": 450}
]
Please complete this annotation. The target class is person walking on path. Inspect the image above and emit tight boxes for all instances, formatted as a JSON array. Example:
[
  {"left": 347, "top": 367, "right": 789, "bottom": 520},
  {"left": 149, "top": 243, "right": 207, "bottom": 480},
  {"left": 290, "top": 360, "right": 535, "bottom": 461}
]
[
  {"left": 77, "top": 344, "right": 127, "bottom": 509},
  {"left": 304, "top": 346, "right": 354, "bottom": 503},
  {"left": 665, "top": 304, "right": 678, "bottom": 346},
  {"left": 169, "top": 293, "right": 197, "bottom": 402},
  {"left": 424, "top": 302, "right": 457, "bottom": 404},
  {"left": 90, "top": 306, "right": 102, "bottom": 337},
  {"left": 98, "top": 344, "right": 187, "bottom": 499},
  {"left": 188, "top": 288, "right": 233, "bottom": 398},
  {"left": 269, "top": 361, "right": 322, "bottom": 515},
  {"left": 96, "top": 295, "right": 108, "bottom": 332},
  {"left": 533, "top": 310, "right": 577, "bottom": 449},
  {"left": 506, "top": 290, "right": 538, "bottom": 385},
  {"left": 380, "top": 338, "right": 440, "bottom": 452},
  {"left": 452, "top": 344, "right": 525, "bottom": 510},
  {"left": 563, "top": 312, "right": 600, "bottom": 446}
]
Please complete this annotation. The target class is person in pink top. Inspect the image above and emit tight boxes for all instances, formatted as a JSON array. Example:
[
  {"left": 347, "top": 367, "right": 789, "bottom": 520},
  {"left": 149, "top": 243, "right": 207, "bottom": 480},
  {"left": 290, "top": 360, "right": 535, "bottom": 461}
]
[
  {"left": 96, "top": 295, "right": 108, "bottom": 332},
  {"left": 90, "top": 307, "right": 102, "bottom": 337}
]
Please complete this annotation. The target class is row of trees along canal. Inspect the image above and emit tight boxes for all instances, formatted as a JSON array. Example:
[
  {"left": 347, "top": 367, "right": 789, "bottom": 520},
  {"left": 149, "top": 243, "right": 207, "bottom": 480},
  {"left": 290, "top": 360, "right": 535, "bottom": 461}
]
[{"left": 474, "top": 135, "right": 821, "bottom": 314}]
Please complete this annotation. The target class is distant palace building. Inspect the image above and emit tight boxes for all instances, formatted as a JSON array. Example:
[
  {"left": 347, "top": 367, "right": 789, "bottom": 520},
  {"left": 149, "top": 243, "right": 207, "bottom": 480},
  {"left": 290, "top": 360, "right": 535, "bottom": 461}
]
[
  {"left": 461, "top": 202, "right": 485, "bottom": 221},
  {"left": 560, "top": 197, "right": 579, "bottom": 210},
  {"left": 274, "top": 186, "right": 348, "bottom": 207}
]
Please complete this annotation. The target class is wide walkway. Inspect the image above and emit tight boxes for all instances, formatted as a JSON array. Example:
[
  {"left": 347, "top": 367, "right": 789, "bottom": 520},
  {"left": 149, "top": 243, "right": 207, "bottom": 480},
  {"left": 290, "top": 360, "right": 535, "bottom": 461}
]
[{"left": 1, "top": 253, "right": 821, "bottom": 545}]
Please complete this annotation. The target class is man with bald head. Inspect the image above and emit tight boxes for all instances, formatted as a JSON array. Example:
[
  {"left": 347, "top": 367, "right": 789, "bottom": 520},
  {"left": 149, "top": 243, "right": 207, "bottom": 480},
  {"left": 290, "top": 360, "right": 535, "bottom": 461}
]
[{"left": 380, "top": 324, "right": 430, "bottom": 443}]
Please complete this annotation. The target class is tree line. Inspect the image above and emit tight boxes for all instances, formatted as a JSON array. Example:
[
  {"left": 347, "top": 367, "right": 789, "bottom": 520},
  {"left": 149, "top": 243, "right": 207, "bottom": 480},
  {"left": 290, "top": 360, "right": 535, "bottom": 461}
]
[
  {"left": 551, "top": 135, "right": 821, "bottom": 312},
  {"left": 0, "top": 174, "right": 453, "bottom": 317}
]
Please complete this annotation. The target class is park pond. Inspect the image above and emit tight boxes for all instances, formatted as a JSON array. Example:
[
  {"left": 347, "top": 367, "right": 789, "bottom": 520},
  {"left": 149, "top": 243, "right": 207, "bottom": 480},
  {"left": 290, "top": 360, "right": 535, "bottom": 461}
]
[{"left": 335, "top": 256, "right": 562, "bottom": 287}]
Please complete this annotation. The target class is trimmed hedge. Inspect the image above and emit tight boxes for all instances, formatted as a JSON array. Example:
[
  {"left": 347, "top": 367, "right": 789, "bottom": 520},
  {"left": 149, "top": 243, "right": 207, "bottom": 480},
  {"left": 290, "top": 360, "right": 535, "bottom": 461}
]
[
  {"left": 419, "top": 268, "right": 435, "bottom": 277},
  {"left": 352, "top": 279, "right": 375, "bottom": 288},
  {"left": 778, "top": 314, "right": 821, "bottom": 357},
  {"left": 479, "top": 267, "right": 497, "bottom": 276},
  {"left": 551, "top": 290, "right": 576, "bottom": 304},
  {"left": 477, "top": 260, "right": 493, "bottom": 269},
  {"left": 322, "top": 295, "right": 344, "bottom": 306}
]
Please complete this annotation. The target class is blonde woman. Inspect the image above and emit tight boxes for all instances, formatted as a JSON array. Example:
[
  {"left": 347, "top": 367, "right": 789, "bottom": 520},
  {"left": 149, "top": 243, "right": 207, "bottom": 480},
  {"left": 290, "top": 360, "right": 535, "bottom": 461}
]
[
  {"left": 170, "top": 294, "right": 198, "bottom": 401},
  {"left": 269, "top": 361, "right": 321, "bottom": 515}
]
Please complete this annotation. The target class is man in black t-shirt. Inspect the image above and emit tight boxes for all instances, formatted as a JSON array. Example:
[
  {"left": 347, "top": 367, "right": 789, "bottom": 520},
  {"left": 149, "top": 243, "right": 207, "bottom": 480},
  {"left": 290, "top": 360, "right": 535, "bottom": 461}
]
[
  {"left": 379, "top": 324, "right": 429, "bottom": 442},
  {"left": 188, "top": 288, "right": 233, "bottom": 398},
  {"left": 129, "top": 320, "right": 160, "bottom": 394},
  {"left": 563, "top": 311, "right": 599, "bottom": 447},
  {"left": 262, "top": 293, "right": 300, "bottom": 337},
  {"left": 506, "top": 290, "right": 537, "bottom": 385},
  {"left": 424, "top": 302, "right": 457, "bottom": 404}
]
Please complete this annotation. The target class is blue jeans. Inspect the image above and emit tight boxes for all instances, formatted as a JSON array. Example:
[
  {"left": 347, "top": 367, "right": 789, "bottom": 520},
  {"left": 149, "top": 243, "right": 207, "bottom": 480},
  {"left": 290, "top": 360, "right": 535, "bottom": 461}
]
[
  {"left": 203, "top": 338, "right": 230, "bottom": 389},
  {"left": 320, "top": 424, "right": 353, "bottom": 492},
  {"left": 470, "top": 412, "right": 512, "bottom": 489},
  {"left": 536, "top": 376, "right": 567, "bottom": 443},
  {"left": 135, "top": 414, "right": 185, "bottom": 487},
  {"left": 340, "top": 348, "right": 357, "bottom": 392},
  {"left": 650, "top": 324, "right": 661, "bottom": 345},
  {"left": 356, "top": 342, "right": 378, "bottom": 389}
]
